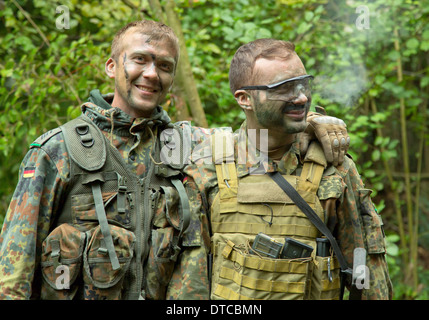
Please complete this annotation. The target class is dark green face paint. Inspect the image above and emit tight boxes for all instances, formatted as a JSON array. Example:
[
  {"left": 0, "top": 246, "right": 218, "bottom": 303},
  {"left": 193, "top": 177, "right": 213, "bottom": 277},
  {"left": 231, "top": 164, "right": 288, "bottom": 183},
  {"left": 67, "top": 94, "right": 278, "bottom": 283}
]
[{"left": 123, "top": 53, "right": 132, "bottom": 99}]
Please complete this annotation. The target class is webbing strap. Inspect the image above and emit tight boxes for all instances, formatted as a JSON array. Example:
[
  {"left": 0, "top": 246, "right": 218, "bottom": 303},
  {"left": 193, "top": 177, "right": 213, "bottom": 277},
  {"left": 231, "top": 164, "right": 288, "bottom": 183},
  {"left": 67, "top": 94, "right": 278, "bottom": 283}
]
[
  {"left": 211, "top": 222, "right": 319, "bottom": 238},
  {"left": 224, "top": 246, "right": 309, "bottom": 274},
  {"left": 212, "top": 131, "right": 238, "bottom": 201},
  {"left": 298, "top": 162, "right": 325, "bottom": 193},
  {"left": 215, "top": 162, "right": 238, "bottom": 199},
  {"left": 219, "top": 266, "right": 306, "bottom": 293},
  {"left": 322, "top": 277, "right": 341, "bottom": 291},
  {"left": 117, "top": 174, "right": 127, "bottom": 214},
  {"left": 50, "top": 239, "right": 61, "bottom": 270},
  {"left": 91, "top": 182, "right": 120, "bottom": 270},
  {"left": 171, "top": 178, "right": 191, "bottom": 237},
  {"left": 214, "top": 284, "right": 255, "bottom": 300}
]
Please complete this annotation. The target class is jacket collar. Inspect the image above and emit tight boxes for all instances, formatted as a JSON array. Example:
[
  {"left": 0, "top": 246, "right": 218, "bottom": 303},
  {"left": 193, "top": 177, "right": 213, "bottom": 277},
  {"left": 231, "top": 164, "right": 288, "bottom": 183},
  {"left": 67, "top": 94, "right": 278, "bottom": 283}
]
[
  {"left": 234, "top": 121, "right": 301, "bottom": 178},
  {"left": 81, "top": 95, "right": 172, "bottom": 137}
]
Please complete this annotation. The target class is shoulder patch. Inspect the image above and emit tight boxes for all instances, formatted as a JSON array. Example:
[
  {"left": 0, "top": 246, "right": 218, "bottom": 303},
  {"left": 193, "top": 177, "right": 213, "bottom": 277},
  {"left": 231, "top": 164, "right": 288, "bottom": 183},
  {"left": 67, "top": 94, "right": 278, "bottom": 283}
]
[{"left": 30, "top": 127, "right": 62, "bottom": 148}]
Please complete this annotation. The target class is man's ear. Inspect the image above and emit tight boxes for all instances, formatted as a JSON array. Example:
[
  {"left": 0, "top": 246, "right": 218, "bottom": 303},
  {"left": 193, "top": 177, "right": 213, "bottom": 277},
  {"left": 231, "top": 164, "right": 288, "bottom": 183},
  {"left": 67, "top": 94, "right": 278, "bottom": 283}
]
[
  {"left": 105, "top": 57, "right": 116, "bottom": 79},
  {"left": 234, "top": 90, "right": 253, "bottom": 111}
]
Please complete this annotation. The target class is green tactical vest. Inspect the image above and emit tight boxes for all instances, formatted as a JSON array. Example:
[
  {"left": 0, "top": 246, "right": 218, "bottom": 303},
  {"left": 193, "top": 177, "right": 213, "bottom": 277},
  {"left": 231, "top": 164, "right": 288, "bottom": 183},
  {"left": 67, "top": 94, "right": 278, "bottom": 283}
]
[
  {"left": 209, "top": 131, "right": 342, "bottom": 300},
  {"left": 37, "top": 114, "right": 192, "bottom": 300}
]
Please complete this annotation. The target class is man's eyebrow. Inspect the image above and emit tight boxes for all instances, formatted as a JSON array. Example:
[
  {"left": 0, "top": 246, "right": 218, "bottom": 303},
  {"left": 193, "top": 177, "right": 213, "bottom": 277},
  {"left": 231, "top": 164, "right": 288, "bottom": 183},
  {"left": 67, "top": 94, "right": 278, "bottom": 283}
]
[{"left": 130, "top": 50, "right": 176, "bottom": 64}]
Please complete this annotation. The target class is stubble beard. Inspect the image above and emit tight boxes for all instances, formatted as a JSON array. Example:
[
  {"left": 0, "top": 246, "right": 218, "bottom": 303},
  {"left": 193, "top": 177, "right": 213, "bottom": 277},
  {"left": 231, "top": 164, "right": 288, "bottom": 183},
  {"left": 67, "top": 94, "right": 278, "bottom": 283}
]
[{"left": 254, "top": 100, "right": 309, "bottom": 135}]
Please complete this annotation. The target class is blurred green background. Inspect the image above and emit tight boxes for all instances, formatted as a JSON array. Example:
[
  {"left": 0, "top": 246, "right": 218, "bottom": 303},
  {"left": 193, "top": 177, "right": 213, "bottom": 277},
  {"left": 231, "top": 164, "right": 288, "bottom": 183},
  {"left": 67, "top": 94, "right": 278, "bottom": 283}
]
[{"left": 1, "top": 0, "right": 428, "bottom": 299}]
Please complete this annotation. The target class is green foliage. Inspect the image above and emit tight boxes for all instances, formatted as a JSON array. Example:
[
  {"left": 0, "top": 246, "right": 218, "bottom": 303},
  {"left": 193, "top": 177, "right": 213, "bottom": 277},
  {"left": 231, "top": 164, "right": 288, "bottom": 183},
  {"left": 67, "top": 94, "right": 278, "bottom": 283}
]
[
  {"left": 0, "top": 0, "right": 133, "bottom": 214},
  {"left": 1, "top": 0, "right": 428, "bottom": 299}
]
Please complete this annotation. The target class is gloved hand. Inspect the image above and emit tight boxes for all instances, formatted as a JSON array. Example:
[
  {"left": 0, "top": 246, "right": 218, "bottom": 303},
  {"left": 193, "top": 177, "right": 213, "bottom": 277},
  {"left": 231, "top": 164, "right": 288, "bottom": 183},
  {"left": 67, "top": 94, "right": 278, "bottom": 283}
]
[{"left": 299, "top": 107, "right": 350, "bottom": 166}]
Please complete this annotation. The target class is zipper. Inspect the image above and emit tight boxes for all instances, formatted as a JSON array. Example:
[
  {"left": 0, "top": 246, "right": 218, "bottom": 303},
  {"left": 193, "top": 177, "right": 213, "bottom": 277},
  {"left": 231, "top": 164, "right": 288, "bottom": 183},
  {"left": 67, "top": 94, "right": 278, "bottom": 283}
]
[
  {"left": 140, "top": 162, "right": 156, "bottom": 297},
  {"left": 131, "top": 178, "right": 143, "bottom": 299}
]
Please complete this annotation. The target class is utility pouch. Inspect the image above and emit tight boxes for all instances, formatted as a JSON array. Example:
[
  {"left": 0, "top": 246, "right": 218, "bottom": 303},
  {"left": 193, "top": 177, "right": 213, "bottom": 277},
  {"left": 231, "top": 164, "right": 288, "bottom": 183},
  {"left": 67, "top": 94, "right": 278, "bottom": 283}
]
[
  {"left": 211, "top": 234, "right": 312, "bottom": 300},
  {"left": 310, "top": 254, "right": 341, "bottom": 300},
  {"left": 40, "top": 223, "right": 86, "bottom": 300},
  {"left": 82, "top": 225, "right": 135, "bottom": 300}
]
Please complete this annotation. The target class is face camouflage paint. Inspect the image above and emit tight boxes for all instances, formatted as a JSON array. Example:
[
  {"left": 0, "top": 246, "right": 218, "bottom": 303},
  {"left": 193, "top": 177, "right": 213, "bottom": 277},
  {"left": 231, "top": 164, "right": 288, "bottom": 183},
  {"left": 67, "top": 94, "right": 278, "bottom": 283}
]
[{"left": 110, "top": 30, "right": 177, "bottom": 118}]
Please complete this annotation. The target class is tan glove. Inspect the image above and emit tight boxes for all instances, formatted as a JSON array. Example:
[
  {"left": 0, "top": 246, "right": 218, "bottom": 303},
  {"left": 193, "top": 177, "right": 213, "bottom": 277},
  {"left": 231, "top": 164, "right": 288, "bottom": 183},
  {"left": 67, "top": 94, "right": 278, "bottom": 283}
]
[{"left": 299, "top": 107, "right": 350, "bottom": 166}]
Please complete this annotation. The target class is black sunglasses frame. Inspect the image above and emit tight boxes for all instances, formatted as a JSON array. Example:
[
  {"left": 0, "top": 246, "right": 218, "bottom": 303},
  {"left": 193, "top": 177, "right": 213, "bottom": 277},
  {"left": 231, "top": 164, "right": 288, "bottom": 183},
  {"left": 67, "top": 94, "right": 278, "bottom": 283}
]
[{"left": 238, "top": 74, "right": 314, "bottom": 90}]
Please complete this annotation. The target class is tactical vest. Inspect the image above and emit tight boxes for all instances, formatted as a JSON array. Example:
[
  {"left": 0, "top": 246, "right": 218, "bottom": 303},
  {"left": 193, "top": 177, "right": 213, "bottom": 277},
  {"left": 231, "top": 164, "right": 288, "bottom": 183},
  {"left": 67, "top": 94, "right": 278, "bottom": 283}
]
[
  {"left": 209, "top": 131, "right": 341, "bottom": 300},
  {"left": 37, "top": 114, "right": 191, "bottom": 300}
]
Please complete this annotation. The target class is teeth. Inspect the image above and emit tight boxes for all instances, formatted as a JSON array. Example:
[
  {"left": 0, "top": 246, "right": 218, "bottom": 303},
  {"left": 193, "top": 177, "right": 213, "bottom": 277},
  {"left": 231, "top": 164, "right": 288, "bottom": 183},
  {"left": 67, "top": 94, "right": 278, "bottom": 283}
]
[{"left": 135, "top": 85, "right": 156, "bottom": 92}]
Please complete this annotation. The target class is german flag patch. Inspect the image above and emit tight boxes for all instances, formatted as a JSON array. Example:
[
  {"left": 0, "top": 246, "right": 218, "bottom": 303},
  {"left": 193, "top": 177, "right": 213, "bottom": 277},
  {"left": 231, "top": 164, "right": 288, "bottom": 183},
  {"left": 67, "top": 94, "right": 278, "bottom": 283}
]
[{"left": 23, "top": 167, "right": 36, "bottom": 178}]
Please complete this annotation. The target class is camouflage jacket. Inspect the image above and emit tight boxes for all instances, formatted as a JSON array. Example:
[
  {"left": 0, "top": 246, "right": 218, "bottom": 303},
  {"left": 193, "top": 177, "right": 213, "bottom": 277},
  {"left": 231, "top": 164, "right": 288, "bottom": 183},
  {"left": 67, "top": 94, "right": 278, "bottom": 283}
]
[
  {"left": 0, "top": 100, "right": 216, "bottom": 300},
  {"left": 184, "top": 121, "right": 393, "bottom": 300}
]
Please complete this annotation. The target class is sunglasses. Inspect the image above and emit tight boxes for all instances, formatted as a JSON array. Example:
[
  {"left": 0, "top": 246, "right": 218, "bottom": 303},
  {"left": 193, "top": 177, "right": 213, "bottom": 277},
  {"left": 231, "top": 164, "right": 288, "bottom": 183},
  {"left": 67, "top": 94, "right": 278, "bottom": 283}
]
[{"left": 239, "top": 74, "right": 314, "bottom": 102}]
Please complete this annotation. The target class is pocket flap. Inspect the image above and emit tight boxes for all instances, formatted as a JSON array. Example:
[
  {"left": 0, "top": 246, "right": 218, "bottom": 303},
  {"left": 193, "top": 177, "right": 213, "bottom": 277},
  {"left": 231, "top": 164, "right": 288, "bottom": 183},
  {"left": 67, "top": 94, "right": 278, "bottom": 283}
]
[
  {"left": 317, "top": 176, "right": 343, "bottom": 200},
  {"left": 237, "top": 175, "right": 298, "bottom": 204},
  {"left": 358, "top": 188, "right": 386, "bottom": 254},
  {"left": 83, "top": 225, "right": 136, "bottom": 288},
  {"left": 41, "top": 223, "right": 85, "bottom": 290}
]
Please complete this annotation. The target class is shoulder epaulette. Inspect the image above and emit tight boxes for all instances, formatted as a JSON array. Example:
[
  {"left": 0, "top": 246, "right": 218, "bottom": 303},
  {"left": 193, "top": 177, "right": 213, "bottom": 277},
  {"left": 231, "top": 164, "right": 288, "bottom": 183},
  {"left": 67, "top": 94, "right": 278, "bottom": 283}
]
[
  {"left": 30, "top": 127, "right": 62, "bottom": 149},
  {"left": 303, "top": 142, "right": 327, "bottom": 168}
]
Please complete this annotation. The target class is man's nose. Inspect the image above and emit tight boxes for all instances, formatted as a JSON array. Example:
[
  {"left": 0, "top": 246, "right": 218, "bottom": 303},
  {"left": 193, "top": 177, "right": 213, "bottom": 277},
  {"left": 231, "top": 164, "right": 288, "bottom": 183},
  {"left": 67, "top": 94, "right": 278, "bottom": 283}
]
[
  {"left": 292, "top": 92, "right": 308, "bottom": 105},
  {"left": 143, "top": 62, "right": 158, "bottom": 78}
]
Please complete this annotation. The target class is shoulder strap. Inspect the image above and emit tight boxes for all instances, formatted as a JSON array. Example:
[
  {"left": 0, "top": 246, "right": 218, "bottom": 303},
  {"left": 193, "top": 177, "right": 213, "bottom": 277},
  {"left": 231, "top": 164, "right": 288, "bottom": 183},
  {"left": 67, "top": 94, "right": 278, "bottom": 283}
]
[
  {"left": 268, "top": 171, "right": 353, "bottom": 299},
  {"left": 60, "top": 114, "right": 107, "bottom": 172},
  {"left": 297, "top": 142, "right": 326, "bottom": 194},
  {"left": 211, "top": 131, "right": 238, "bottom": 200},
  {"left": 30, "top": 127, "right": 62, "bottom": 149}
]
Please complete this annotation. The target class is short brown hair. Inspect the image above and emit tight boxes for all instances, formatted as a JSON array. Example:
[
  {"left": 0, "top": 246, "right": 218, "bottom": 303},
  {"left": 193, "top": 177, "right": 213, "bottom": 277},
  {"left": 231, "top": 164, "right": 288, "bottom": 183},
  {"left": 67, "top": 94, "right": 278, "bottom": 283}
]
[
  {"left": 111, "top": 20, "right": 180, "bottom": 62},
  {"left": 229, "top": 39, "right": 296, "bottom": 94}
]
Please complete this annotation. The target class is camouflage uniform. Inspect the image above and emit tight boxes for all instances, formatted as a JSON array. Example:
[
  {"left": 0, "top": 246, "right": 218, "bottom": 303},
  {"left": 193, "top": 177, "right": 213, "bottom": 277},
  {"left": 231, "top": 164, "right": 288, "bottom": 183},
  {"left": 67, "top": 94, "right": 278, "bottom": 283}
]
[
  {"left": 0, "top": 93, "right": 215, "bottom": 300},
  {"left": 185, "top": 121, "right": 393, "bottom": 300}
]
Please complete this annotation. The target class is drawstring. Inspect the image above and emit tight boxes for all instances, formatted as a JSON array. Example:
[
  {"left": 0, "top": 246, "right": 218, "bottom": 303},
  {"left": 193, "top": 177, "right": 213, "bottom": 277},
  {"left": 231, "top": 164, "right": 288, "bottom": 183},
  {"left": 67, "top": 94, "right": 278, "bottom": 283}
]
[
  {"left": 107, "top": 109, "right": 166, "bottom": 166},
  {"left": 147, "top": 125, "right": 163, "bottom": 165}
]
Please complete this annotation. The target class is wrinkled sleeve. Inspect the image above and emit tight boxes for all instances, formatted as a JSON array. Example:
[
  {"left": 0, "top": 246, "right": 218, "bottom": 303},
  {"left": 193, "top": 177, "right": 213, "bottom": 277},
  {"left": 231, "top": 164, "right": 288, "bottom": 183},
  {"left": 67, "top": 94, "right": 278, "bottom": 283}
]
[
  {"left": 334, "top": 157, "right": 393, "bottom": 300},
  {"left": 165, "top": 133, "right": 221, "bottom": 300},
  {"left": 0, "top": 141, "right": 68, "bottom": 300},
  {"left": 165, "top": 177, "right": 210, "bottom": 300}
]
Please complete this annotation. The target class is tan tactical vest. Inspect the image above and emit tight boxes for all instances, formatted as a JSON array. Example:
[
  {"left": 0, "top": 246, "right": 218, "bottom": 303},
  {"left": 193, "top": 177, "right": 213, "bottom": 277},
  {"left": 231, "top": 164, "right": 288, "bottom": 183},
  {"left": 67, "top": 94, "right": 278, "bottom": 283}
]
[
  {"left": 37, "top": 115, "right": 191, "bottom": 300},
  {"left": 209, "top": 132, "right": 341, "bottom": 300}
]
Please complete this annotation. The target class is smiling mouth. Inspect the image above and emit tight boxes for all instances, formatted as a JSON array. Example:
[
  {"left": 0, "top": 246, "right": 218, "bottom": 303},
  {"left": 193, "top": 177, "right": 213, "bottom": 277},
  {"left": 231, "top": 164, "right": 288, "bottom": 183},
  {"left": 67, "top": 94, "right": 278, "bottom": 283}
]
[
  {"left": 134, "top": 84, "right": 158, "bottom": 93},
  {"left": 282, "top": 104, "right": 306, "bottom": 119}
]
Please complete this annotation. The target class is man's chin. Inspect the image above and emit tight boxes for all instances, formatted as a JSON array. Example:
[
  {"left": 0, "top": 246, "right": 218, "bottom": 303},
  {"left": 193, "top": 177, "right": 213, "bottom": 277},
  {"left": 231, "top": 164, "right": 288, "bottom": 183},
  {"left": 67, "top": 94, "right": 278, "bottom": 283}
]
[
  {"left": 128, "top": 99, "right": 159, "bottom": 118},
  {"left": 283, "top": 119, "right": 308, "bottom": 134}
]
